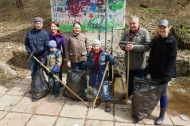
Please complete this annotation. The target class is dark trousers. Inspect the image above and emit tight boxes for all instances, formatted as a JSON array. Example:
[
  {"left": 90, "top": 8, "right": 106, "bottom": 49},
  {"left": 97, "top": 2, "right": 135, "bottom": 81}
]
[{"left": 127, "top": 69, "right": 144, "bottom": 97}]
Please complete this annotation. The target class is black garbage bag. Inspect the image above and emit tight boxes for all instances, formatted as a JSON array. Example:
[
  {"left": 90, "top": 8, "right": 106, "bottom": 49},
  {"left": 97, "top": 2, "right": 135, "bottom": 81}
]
[
  {"left": 132, "top": 77, "right": 166, "bottom": 123},
  {"left": 31, "top": 65, "right": 49, "bottom": 101},
  {"left": 63, "top": 69, "right": 86, "bottom": 99}
]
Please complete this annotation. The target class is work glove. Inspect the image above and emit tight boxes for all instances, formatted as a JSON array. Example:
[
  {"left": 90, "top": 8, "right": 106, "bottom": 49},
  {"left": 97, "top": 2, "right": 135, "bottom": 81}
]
[
  {"left": 107, "top": 55, "right": 114, "bottom": 61},
  {"left": 159, "top": 80, "right": 168, "bottom": 85},
  {"left": 88, "top": 52, "right": 94, "bottom": 59},
  {"left": 27, "top": 51, "right": 31, "bottom": 55},
  {"left": 48, "top": 71, "right": 54, "bottom": 77}
]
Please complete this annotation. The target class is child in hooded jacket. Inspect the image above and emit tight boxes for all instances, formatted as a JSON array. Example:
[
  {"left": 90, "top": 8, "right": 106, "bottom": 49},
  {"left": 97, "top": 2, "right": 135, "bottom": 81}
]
[
  {"left": 41, "top": 40, "right": 62, "bottom": 98},
  {"left": 86, "top": 39, "right": 116, "bottom": 112}
]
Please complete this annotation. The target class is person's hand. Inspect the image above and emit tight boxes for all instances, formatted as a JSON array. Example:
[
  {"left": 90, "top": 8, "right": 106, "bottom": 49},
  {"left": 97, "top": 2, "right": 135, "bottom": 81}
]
[
  {"left": 88, "top": 53, "right": 94, "bottom": 59},
  {"left": 67, "top": 61, "right": 71, "bottom": 68},
  {"left": 48, "top": 71, "right": 54, "bottom": 77},
  {"left": 107, "top": 55, "right": 114, "bottom": 61},
  {"left": 27, "top": 51, "right": 31, "bottom": 55},
  {"left": 125, "top": 44, "right": 133, "bottom": 51},
  {"left": 57, "top": 63, "right": 61, "bottom": 67},
  {"left": 40, "top": 58, "right": 45, "bottom": 65}
]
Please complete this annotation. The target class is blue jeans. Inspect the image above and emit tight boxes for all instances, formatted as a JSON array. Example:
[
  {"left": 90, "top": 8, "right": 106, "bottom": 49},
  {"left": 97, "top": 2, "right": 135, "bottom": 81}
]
[
  {"left": 93, "top": 84, "right": 110, "bottom": 101},
  {"left": 71, "top": 61, "right": 87, "bottom": 93},
  {"left": 29, "top": 57, "right": 38, "bottom": 80}
]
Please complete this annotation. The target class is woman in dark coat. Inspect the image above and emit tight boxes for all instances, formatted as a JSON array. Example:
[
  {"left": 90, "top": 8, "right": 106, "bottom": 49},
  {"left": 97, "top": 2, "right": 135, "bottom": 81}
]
[{"left": 148, "top": 20, "right": 177, "bottom": 125}]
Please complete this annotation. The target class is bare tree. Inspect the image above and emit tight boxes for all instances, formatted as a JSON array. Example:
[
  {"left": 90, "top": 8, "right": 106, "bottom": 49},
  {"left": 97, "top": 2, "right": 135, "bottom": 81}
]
[{"left": 16, "top": 0, "right": 24, "bottom": 8}]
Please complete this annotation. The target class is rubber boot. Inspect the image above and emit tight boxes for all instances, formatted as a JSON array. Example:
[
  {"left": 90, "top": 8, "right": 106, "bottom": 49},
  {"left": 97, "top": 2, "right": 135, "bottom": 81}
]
[
  {"left": 155, "top": 95, "right": 168, "bottom": 125},
  {"left": 48, "top": 77, "right": 54, "bottom": 95},
  {"left": 54, "top": 81, "right": 60, "bottom": 98},
  {"left": 155, "top": 108, "right": 166, "bottom": 125},
  {"left": 105, "top": 100, "right": 111, "bottom": 112},
  {"left": 94, "top": 97, "right": 101, "bottom": 108}
]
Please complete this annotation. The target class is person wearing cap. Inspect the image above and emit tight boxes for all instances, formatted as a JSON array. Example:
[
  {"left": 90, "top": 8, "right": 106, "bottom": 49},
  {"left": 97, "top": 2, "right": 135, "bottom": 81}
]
[
  {"left": 65, "top": 21, "right": 90, "bottom": 95},
  {"left": 49, "top": 21, "right": 66, "bottom": 81},
  {"left": 25, "top": 17, "right": 49, "bottom": 80},
  {"left": 148, "top": 19, "right": 177, "bottom": 125},
  {"left": 44, "top": 40, "right": 62, "bottom": 98},
  {"left": 119, "top": 16, "right": 150, "bottom": 100},
  {"left": 85, "top": 39, "right": 116, "bottom": 112}
]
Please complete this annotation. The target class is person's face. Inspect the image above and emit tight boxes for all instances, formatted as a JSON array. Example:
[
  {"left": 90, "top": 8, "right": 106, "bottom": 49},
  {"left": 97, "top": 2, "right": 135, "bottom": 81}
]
[
  {"left": 34, "top": 22, "right": 43, "bottom": 30},
  {"left": 51, "top": 23, "right": 58, "bottom": 33},
  {"left": 129, "top": 19, "right": 140, "bottom": 32},
  {"left": 73, "top": 24, "right": 81, "bottom": 34},
  {"left": 50, "top": 47, "right": 56, "bottom": 52},
  {"left": 158, "top": 25, "right": 169, "bottom": 38},
  {"left": 93, "top": 45, "right": 100, "bottom": 53}
]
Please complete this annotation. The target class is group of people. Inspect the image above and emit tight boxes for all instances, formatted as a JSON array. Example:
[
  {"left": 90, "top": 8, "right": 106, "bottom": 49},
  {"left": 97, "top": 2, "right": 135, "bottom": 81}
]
[
  {"left": 25, "top": 16, "right": 177, "bottom": 125},
  {"left": 24, "top": 17, "right": 116, "bottom": 112}
]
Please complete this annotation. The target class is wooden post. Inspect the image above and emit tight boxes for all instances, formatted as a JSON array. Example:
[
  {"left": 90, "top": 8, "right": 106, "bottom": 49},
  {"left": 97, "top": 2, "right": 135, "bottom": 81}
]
[{"left": 126, "top": 51, "right": 130, "bottom": 104}]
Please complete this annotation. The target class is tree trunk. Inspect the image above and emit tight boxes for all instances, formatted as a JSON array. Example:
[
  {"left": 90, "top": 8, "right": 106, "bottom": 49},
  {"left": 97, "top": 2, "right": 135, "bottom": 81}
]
[{"left": 16, "top": 0, "right": 24, "bottom": 8}]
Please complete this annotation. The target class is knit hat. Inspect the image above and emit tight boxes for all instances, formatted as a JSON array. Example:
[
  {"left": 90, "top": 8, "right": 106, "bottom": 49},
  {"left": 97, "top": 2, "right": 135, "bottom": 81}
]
[
  {"left": 34, "top": 17, "right": 43, "bottom": 23},
  {"left": 158, "top": 20, "right": 170, "bottom": 27},
  {"left": 48, "top": 40, "right": 57, "bottom": 48},
  {"left": 92, "top": 39, "right": 101, "bottom": 46}
]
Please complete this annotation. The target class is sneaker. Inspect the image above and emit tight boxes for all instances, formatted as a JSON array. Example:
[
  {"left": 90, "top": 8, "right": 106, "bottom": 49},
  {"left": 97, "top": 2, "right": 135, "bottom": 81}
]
[
  {"left": 54, "top": 92, "right": 59, "bottom": 98},
  {"left": 84, "top": 89, "right": 88, "bottom": 95},
  {"left": 105, "top": 101, "right": 111, "bottom": 112}
]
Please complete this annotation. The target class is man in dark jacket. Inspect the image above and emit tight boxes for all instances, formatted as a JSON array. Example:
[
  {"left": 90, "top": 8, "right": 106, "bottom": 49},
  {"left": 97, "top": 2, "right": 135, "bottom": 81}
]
[{"left": 25, "top": 17, "right": 49, "bottom": 80}]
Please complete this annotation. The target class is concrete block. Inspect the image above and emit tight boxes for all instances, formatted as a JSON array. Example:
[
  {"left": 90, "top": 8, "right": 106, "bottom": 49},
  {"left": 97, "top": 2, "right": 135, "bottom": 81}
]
[
  {"left": 0, "top": 111, "right": 7, "bottom": 120},
  {"left": 0, "top": 112, "right": 31, "bottom": 126},
  {"left": 114, "top": 77, "right": 125, "bottom": 100},
  {"left": 0, "top": 95, "right": 22, "bottom": 111},
  {"left": 26, "top": 115, "right": 57, "bottom": 126},
  {"left": 60, "top": 100, "right": 88, "bottom": 119},
  {"left": 87, "top": 103, "right": 114, "bottom": 121},
  {"left": 85, "top": 120, "right": 114, "bottom": 126},
  {"left": 6, "top": 84, "right": 30, "bottom": 96},
  {"left": 55, "top": 117, "right": 85, "bottom": 126},
  {"left": 35, "top": 99, "right": 65, "bottom": 116},
  {"left": 11, "top": 97, "right": 43, "bottom": 114},
  {"left": 20, "top": 77, "right": 32, "bottom": 85}
]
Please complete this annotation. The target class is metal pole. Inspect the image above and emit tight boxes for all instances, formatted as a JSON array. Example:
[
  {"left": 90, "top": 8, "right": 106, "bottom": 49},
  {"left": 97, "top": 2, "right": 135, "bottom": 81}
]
[
  {"left": 105, "top": 0, "right": 108, "bottom": 51},
  {"left": 111, "top": 26, "right": 114, "bottom": 83}
]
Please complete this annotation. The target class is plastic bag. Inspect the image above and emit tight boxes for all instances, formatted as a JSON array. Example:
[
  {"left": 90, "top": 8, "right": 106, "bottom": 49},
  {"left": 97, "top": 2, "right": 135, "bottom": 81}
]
[
  {"left": 31, "top": 65, "right": 49, "bottom": 101},
  {"left": 132, "top": 77, "right": 166, "bottom": 123},
  {"left": 63, "top": 69, "right": 86, "bottom": 99}
]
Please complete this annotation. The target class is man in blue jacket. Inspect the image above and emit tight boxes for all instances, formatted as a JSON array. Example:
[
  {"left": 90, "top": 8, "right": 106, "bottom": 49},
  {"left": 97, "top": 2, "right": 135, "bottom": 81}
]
[{"left": 25, "top": 17, "right": 49, "bottom": 80}]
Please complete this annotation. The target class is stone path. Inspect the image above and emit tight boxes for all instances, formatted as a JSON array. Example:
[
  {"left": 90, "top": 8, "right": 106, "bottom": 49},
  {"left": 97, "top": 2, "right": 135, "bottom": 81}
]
[{"left": 0, "top": 76, "right": 190, "bottom": 126}]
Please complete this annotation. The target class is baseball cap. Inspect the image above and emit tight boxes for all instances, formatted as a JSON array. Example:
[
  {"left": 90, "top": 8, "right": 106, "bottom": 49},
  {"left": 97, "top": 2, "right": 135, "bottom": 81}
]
[{"left": 158, "top": 20, "right": 170, "bottom": 27}]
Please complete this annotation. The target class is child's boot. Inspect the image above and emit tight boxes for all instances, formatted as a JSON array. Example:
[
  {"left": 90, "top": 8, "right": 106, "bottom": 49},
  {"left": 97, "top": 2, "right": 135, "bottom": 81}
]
[
  {"left": 94, "top": 97, "right": 101, "bottom": 108},
  {"left": 105, "top": 100, "right": 111, "bottom": 112},
  {"left": 54, "top": 81, "right": 60, "bottom": 98}
]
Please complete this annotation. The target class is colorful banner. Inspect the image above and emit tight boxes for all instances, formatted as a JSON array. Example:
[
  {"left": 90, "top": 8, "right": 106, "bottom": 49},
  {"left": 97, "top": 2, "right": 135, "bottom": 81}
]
[{"left": 50, "top": 0, "right": 126, "bottom": 32}]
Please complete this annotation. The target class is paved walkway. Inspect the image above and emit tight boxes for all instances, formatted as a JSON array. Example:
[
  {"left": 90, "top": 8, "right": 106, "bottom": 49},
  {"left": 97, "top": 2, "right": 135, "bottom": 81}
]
[{"left": 0, "top": 76, "right": 190, "bottom": 126}]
